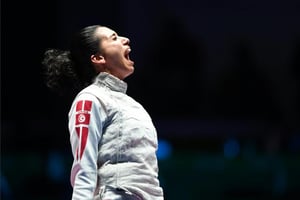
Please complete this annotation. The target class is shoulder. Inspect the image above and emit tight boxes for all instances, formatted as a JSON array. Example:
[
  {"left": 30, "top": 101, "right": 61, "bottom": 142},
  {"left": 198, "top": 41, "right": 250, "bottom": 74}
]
[
  {"left": 73, "top": 84, "right": 105, "bottom": 103},
  {"left": 76, "top": 91, "right": 99, "bottom": 102},
  {"left": 70, "top": 84, "right": 111, "bottom": 113},
  {"left": 69, "top": 85, "right": 103, "bottom": 112},
  {"left": 68, "top": 92, "right": 100, "bottom": 115}
]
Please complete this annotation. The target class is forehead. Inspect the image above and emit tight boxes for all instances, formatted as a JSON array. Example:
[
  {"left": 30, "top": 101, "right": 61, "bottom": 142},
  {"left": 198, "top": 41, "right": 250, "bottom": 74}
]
[{"left": 95, "top": 27, "right": 116, "bottom": 39}]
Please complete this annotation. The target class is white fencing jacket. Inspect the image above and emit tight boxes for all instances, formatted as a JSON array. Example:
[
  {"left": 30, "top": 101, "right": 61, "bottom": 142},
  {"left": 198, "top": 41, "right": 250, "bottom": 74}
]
[{"left": 68, "top": 72, "right": 164, "bottom": 200}]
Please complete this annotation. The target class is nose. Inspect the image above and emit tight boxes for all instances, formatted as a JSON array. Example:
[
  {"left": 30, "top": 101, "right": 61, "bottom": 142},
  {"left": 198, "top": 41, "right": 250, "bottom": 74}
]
[{"left": 121, "top": 37, "right": 130, "bottom": 45}]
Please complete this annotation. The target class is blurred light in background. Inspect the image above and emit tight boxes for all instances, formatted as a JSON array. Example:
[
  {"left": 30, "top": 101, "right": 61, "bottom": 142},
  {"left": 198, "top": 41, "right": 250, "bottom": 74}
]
[
  {"left": 157, "top": 139, "right": 173, "bottom": 160},
  {"left": 0, "top": 174, "right": 13, "bottom": 200},
  {"left": 47, "top": 151, "right": 66, "bottom": 182},
  {"left": 224, "top": 138, "right": 240, "bottom": 159}
]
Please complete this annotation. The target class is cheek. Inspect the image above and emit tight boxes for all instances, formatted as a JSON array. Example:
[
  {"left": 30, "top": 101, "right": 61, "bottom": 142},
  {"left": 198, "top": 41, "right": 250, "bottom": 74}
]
[
  {"left": 106, "top": 50, "right": 124, "bottom": 63},
  {"left": 105, "top": 53, "right": 124, "bottom": 70}
]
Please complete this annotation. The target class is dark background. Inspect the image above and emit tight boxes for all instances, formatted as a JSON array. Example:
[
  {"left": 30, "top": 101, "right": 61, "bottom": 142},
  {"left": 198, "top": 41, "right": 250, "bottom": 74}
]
[{"left": 1, "top": 0, "right": 300, "bottom": 199}]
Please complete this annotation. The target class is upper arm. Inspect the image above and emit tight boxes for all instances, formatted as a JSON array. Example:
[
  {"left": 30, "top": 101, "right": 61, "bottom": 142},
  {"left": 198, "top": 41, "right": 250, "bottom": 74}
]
[{"left": 68, "top": 92, "right": 107, "bottom": 194}]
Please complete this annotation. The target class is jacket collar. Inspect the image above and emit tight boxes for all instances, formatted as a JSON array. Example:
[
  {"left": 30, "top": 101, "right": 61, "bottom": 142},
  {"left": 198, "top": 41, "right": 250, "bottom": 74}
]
[{"left": 94, "top": 72, "right": 127, "bottom": 93}]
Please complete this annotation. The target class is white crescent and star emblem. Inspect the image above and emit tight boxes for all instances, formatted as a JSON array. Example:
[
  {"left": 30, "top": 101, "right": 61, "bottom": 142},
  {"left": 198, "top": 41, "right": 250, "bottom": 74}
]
[{"left": 78, "top": 114, "right": 86, "bottom": 123}]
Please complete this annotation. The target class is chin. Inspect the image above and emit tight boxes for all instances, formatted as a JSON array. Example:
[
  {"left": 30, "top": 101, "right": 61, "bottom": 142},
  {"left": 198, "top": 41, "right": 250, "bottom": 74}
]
[{"left": 123, "top": 69, "right": 134, "bottom": 80}]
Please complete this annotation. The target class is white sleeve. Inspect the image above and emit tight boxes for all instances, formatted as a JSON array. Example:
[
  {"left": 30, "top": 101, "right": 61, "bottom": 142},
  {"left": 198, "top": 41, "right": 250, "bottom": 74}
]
[{"left": 68, "top": 92, "right": 106, "bottom": 200}]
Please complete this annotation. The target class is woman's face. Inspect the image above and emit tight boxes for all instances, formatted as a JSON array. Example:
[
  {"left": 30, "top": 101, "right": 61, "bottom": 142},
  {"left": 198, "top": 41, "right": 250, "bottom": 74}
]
[{"left": 96, "top": 26, "right": 134, "bottom": 80}]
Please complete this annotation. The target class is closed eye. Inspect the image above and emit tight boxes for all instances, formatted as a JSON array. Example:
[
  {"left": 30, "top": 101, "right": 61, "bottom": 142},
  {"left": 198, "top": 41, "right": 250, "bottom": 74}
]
[{"left": 110, "top": 33, "right": 118, "bottom": 41}]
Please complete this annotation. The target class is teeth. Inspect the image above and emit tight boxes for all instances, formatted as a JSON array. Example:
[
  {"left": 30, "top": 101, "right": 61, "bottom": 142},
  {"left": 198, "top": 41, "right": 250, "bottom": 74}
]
[{"left": 125, "top": 48, "right": 131, "bottom": 60}]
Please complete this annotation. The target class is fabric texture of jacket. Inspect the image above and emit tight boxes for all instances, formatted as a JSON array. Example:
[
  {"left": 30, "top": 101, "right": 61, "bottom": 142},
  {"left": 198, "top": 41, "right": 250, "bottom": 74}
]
[{"left": 68, "top": 72, "right": 164, "bottom": 200}]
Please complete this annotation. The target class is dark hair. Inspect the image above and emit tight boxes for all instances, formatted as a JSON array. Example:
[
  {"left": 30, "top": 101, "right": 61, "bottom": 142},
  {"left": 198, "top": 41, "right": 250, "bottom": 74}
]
[{"left": 41, "top": 25, "right": 102, "bottom": 96}]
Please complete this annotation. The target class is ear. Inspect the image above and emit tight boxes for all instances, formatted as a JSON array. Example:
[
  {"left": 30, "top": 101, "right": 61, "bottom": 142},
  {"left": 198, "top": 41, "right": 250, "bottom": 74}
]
[{"left": 91, "top": 54, "right": 105, "bottom": 65}]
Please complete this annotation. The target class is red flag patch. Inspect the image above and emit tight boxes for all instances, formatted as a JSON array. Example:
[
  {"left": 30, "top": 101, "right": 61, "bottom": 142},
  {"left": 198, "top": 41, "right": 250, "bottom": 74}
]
[
  {"left": 75, "top": 126, "right": 89, "bottom": 160},
  {"left": 74, "top": 100, "right": 93, "bottom": 161},
  {"left": 76, "top": 100, "right": 92, "bottom": 112},
  {"left": 75, "top": 113, "right": 90, "bottom": 125}
]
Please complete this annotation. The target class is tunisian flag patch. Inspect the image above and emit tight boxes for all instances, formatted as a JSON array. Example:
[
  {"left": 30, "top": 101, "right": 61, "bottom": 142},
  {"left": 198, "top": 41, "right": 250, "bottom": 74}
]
[{"left": 75, "top": 100, "right": 92, "bottom": 160}]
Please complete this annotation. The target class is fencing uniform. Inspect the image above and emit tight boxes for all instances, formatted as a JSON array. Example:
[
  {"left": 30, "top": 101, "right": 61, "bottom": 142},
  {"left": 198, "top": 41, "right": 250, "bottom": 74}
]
[{"left": 68, "top": 72, "right": 164, "bottom": 200}]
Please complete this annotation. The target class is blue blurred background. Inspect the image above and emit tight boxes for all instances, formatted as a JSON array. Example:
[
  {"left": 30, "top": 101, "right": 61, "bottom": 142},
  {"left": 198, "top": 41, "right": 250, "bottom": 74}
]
[{"left": 2, "top": 0, "right": 300, "bottom": 199}]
